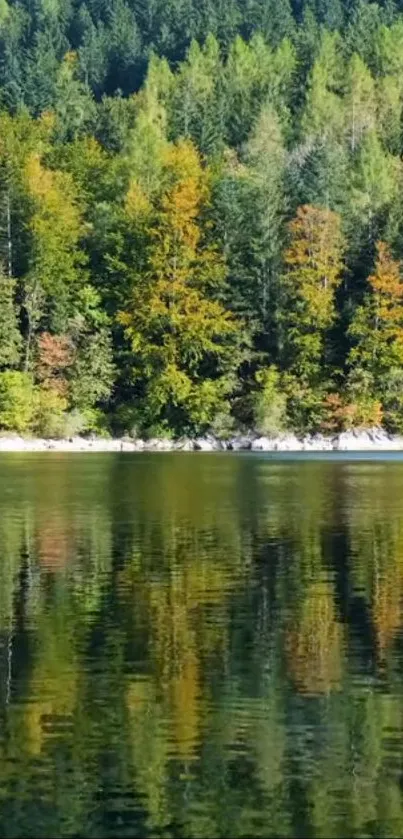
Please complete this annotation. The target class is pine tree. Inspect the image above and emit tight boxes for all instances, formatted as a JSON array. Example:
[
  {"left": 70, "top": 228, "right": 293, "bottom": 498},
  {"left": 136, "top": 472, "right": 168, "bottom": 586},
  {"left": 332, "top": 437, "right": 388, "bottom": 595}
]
[{"left": 0, "top": 268, "right": 21, "bottom": 367}]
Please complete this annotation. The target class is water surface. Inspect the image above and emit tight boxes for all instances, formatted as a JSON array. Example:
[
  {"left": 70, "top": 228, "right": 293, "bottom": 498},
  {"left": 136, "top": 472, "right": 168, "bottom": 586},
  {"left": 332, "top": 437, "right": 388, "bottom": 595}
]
[{"left": 0, "top": 452, "right": 403, "bottom": 838}]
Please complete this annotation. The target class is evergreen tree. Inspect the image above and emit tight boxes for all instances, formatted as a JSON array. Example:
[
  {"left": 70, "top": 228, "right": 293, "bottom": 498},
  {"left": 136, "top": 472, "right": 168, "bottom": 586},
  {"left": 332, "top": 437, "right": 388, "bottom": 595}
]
[{"left": 0, "top": 268, "right": 21, "bottom": 367}]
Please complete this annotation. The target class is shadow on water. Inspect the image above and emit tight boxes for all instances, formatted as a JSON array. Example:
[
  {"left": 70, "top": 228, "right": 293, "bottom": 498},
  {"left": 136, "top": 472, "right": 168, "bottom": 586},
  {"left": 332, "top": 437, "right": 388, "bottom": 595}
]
[{"left": 0, "top": 452, "right": 402, "bottom": 837}]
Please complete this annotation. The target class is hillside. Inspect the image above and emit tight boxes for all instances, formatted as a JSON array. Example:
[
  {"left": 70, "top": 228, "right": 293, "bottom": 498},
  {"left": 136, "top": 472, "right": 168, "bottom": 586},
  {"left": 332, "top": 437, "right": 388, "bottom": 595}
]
[{"left": 1, "top": 0, "right": 403, "bottom": 437}]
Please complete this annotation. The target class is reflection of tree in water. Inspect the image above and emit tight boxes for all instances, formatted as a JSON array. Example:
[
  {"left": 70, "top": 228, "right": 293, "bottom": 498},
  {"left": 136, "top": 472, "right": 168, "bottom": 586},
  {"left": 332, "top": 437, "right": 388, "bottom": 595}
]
[
  {"left": 1, "top": 457, "right": 403, "bottom": 836},
  {"left": 286, "top": 578, "right": 344, "bottom": 695}
]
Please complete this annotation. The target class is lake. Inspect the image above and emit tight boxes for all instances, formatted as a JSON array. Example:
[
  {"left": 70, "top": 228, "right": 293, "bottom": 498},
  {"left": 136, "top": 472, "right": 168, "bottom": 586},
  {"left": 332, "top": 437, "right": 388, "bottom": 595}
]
[{"left": 0, "top": 451, "right": 403, "bottom": 838}]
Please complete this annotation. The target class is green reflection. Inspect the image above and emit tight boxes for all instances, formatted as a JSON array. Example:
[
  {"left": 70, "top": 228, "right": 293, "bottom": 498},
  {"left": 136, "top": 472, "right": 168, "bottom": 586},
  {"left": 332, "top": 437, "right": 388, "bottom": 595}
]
[{"left": 0, "top": 453, "right": 402, "bottom": 837}]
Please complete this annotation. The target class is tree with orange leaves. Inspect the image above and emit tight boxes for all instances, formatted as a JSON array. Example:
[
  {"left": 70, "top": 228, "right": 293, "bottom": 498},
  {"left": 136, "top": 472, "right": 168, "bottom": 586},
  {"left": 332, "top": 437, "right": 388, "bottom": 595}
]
[{"left": 119, "top": 139, "right": 242, "bottom": 435}]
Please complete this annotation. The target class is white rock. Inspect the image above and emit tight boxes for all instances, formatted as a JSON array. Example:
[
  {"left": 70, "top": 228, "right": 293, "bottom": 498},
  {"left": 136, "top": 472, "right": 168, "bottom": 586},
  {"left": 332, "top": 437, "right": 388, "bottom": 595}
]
[
  {"left": 251, "top": 436, "right": 275, "bottom": 451},
  {"left": 0, "top": 435, "right": 26, "bottom": 451},
  {"left": 274, "top": 434, "right": 304, "bottom": 451},
  {"left": 194, "top": 436, "right": 224, "bottom": 451},
  {"left": 228, "top": 436, "right": 253, "bottom": 451},
  {"left": 332, "top": 428, "right": 402, "bottom": 450},
  {"left": 302, "top": 434, "right": 334, "bottom": 451},
  {"left": 335, "top": 430, "right": 372, "bottom": 450},
  {"left": 144, "top": 438, "right": 174, "bottom": 451},
  {"left": 173, "top": 438, "right": 194, "bottom": 451}
]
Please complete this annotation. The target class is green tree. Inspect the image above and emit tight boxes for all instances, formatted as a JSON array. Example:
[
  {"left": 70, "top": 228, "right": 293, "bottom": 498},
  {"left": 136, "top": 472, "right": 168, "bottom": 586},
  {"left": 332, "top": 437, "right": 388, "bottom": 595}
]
[
  {"left": 0, "top": 268, "right": 21, "bottom": 367},
  {"left": 344, "top": 53, "right": 376, "bottom": 152},
  {"left": 301, "top": 30, "right": 345, "bottom": 143},
  {"left": 68, "top": 286, "right": 115, "bottom": 414},
  {"left": 0, "top": 370, "right": 34, "bottom": 431}
]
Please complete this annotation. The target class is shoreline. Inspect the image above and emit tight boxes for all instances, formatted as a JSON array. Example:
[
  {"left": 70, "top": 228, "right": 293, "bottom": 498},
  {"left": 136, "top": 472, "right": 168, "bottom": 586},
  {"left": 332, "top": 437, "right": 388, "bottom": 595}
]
[{"left": 0, "top": 428, "right": 403, "bottom": 452}]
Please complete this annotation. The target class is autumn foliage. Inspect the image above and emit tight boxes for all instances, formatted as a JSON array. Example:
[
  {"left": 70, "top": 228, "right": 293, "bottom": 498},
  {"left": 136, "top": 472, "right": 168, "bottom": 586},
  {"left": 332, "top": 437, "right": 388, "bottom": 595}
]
[
  {"left": 36, "top": 333, "right": 74, "bottom": 396},
  {"left": 282, "top": 205, "right": 344, "bottom": 381}
]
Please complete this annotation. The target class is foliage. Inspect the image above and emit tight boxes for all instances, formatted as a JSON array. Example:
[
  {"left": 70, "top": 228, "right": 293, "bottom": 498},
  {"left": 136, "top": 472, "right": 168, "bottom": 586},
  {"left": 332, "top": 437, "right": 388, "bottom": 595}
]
[
  {"left": 253, "top": 366, "right": 288, "bottom": 436},
  {"left": 0, "top": 270, "right": 21, "bottom": 368},
  {"left": 119, "top": 139, "right": 241, "bottom": 435},
  {"left": 321, "top": 390, "right": 383, "bottom": 432},
  {"left": 0, "top": 371, "right": 34, "bottom": 432},
  {"left": 34, "top": 387, "right": 68, "bottom": 438},
  {"left": 0, "top": 2, "right": 402, "bottom": 434}
]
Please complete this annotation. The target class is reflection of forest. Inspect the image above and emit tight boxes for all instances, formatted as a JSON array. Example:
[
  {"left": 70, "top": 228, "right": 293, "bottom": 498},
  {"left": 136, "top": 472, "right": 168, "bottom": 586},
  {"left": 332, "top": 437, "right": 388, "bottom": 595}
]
[{"left": 0, "top": 454, "right": 402, "bottom": 837}]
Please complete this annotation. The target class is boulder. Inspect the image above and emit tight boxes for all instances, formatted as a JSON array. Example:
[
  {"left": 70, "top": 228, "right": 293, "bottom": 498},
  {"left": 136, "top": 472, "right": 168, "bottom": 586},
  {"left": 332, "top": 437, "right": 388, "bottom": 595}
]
[
  {"left": 174, "top": 438, "right": 194, "bottom": 451},
  {"left": 144, "top": 438, "right": 174, "bottom": 451},
  {"left": 251, "top": 436, "right": 275, "bottom": 451},
  {"left": 121, "top": 438, "right": 145, "bottom": 452},
  {"left": 302, "top": 434, "right": 334, "bottom": 452},
  {"left": 0, "top": 435, "right": 29, "bottom": 451},
  {"left": 194, "top": 435, "right": 224, "bottom": 451},
  {"left": 273, "top": 434, "right": 304, "bottom": 451},
  {"left": 227, "top": 436, "right": 253, "bottom": 451},
  {"left": 333, "top": 428, "right": 396, "bottom": 450}
]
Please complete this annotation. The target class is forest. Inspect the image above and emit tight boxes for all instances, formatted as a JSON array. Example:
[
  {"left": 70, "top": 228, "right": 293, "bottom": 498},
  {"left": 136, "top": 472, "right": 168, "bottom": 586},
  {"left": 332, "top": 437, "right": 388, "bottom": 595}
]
[{"left": 2, "top": 0, "right": 403, "bottom": 437}]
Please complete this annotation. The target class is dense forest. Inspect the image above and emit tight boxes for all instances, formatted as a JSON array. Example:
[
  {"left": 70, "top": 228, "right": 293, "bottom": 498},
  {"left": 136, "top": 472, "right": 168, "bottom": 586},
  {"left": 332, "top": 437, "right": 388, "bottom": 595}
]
[{"left": 2, "top": 0, "right": 403, "bottom": 437}]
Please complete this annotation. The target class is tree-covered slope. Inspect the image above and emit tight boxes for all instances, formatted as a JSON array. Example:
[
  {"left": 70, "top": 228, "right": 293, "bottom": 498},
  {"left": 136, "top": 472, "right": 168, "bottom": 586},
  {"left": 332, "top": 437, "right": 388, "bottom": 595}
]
[{"left": 1, "top": 0, "right": 403, "bottom": 437}]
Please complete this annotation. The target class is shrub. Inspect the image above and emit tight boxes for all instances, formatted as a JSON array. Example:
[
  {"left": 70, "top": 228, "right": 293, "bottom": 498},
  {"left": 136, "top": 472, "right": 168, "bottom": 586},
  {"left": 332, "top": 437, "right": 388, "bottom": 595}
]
[
  {"left": 343, "top": 397, "right": 383, "bottom": 430},
  {"left": 321, "top": 392, "right": 383, "bottom": 432},
  {"left": 254, "top": 367, "right": 288, "bottom": 436},
  {"left": 380, "top": 368, "right": 403, "bottom": 433},
  {"left": 49, "top": 407, "right": 110, "bottom": 439},
  {"left": 283, "top": 375, "right": 327, "bottom": 432},
  {"left": 34, "top": 388, "right": 68, "bottom": 438},
  {"left": 0, "top": 371, "right": 34, "bottom": 433},
  {"left": 209, "top": 409, "right": 236, "bottom": 440},
  {"left": 110, "top": 404, "right": 141, "bottom": 439}
]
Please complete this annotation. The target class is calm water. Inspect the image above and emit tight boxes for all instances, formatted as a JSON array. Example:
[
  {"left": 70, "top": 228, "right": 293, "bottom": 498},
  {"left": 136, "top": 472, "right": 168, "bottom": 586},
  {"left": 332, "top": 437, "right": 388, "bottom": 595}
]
[{"left": 1, "top": 452, "right": 403, "bottom": 838}]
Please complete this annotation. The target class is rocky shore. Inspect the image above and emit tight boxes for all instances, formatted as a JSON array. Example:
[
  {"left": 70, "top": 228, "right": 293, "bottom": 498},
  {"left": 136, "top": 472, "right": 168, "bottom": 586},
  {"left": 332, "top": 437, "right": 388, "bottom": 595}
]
[{"left": 0, "top": 427, "right": 402, "bottom": 452}]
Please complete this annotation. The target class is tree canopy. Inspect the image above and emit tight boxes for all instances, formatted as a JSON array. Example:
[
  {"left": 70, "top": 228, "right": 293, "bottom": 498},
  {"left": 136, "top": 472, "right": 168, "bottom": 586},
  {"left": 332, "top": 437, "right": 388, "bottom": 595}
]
[{"left": 1, "top": 0, "right": 403, "bottom": 436}]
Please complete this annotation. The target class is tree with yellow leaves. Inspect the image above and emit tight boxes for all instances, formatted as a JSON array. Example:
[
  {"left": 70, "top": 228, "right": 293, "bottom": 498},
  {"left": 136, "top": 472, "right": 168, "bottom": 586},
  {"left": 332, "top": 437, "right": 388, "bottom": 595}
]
[
  {"left": 119, "top": 139, "right": 242, "bottom": 435},
  {"left": 280, "top": 204, "right": 344, "bottom": 427},
  {"left": 282, "top": 205, "right": 344, "bottom": 377},
  {"left": 23, "top": 153, "right": 86, "bottom": 368},
  {"left": 348, "top": 241, "right": 403, "bottom": 431}
]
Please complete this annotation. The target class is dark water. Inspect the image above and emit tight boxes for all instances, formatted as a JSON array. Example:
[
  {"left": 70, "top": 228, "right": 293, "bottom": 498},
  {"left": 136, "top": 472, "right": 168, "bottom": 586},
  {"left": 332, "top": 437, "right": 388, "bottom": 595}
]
[{"left": 1, "top": 452, "right": 403, "bottom": 838}]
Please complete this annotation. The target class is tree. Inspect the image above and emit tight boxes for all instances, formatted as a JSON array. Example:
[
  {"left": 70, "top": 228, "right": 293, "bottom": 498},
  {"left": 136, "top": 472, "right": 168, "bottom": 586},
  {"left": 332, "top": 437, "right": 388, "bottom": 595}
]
[
  {"left": 344, "top": 53, "right": 376, "bottom": 152},
  {"left": 0, "top": 268, "right": 21, "bottom": 367},
  {"left": 36, "top": 332, "right": 73, "bottom": 396},
  {"left": 104, "top": 0, "right": 143, "bottom": 95},
  {"left": 301, "top": 31, "right": 345, "bottom": 144},
  {"left": 170, "top": 35, "right": 225, "bottom": 156},
  {"left": 68, "top": 286, "right": 115, "bottom": 413},
  {"left": 0, "top": 371, "right": 34, "bottom": 431},
  {"left": 348, "top": 241, "right": 403, "bottom": 429},
  {"left": 78, "top": 17, "right": 108, "bottom": 97},
  {"left": 280, "top": 204, "right": 344, "bottom": 426},
  {"left": 347, "top": 130, "right": 399, "bottom": 287},
  {"left": 244, "top": 0, "right": 295, "bottom": 46},
  {"left": 23, "top": 151, "right": 86, "bottom": 365},
  {"left": 242, "top": 104, "right": 286, "bottom": 345},
  {"left": 119, "top": 140, "right": 241, "bottom": 434},
  {"left": 54, "top": 51, "right": 96, "bottom": 142}
]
